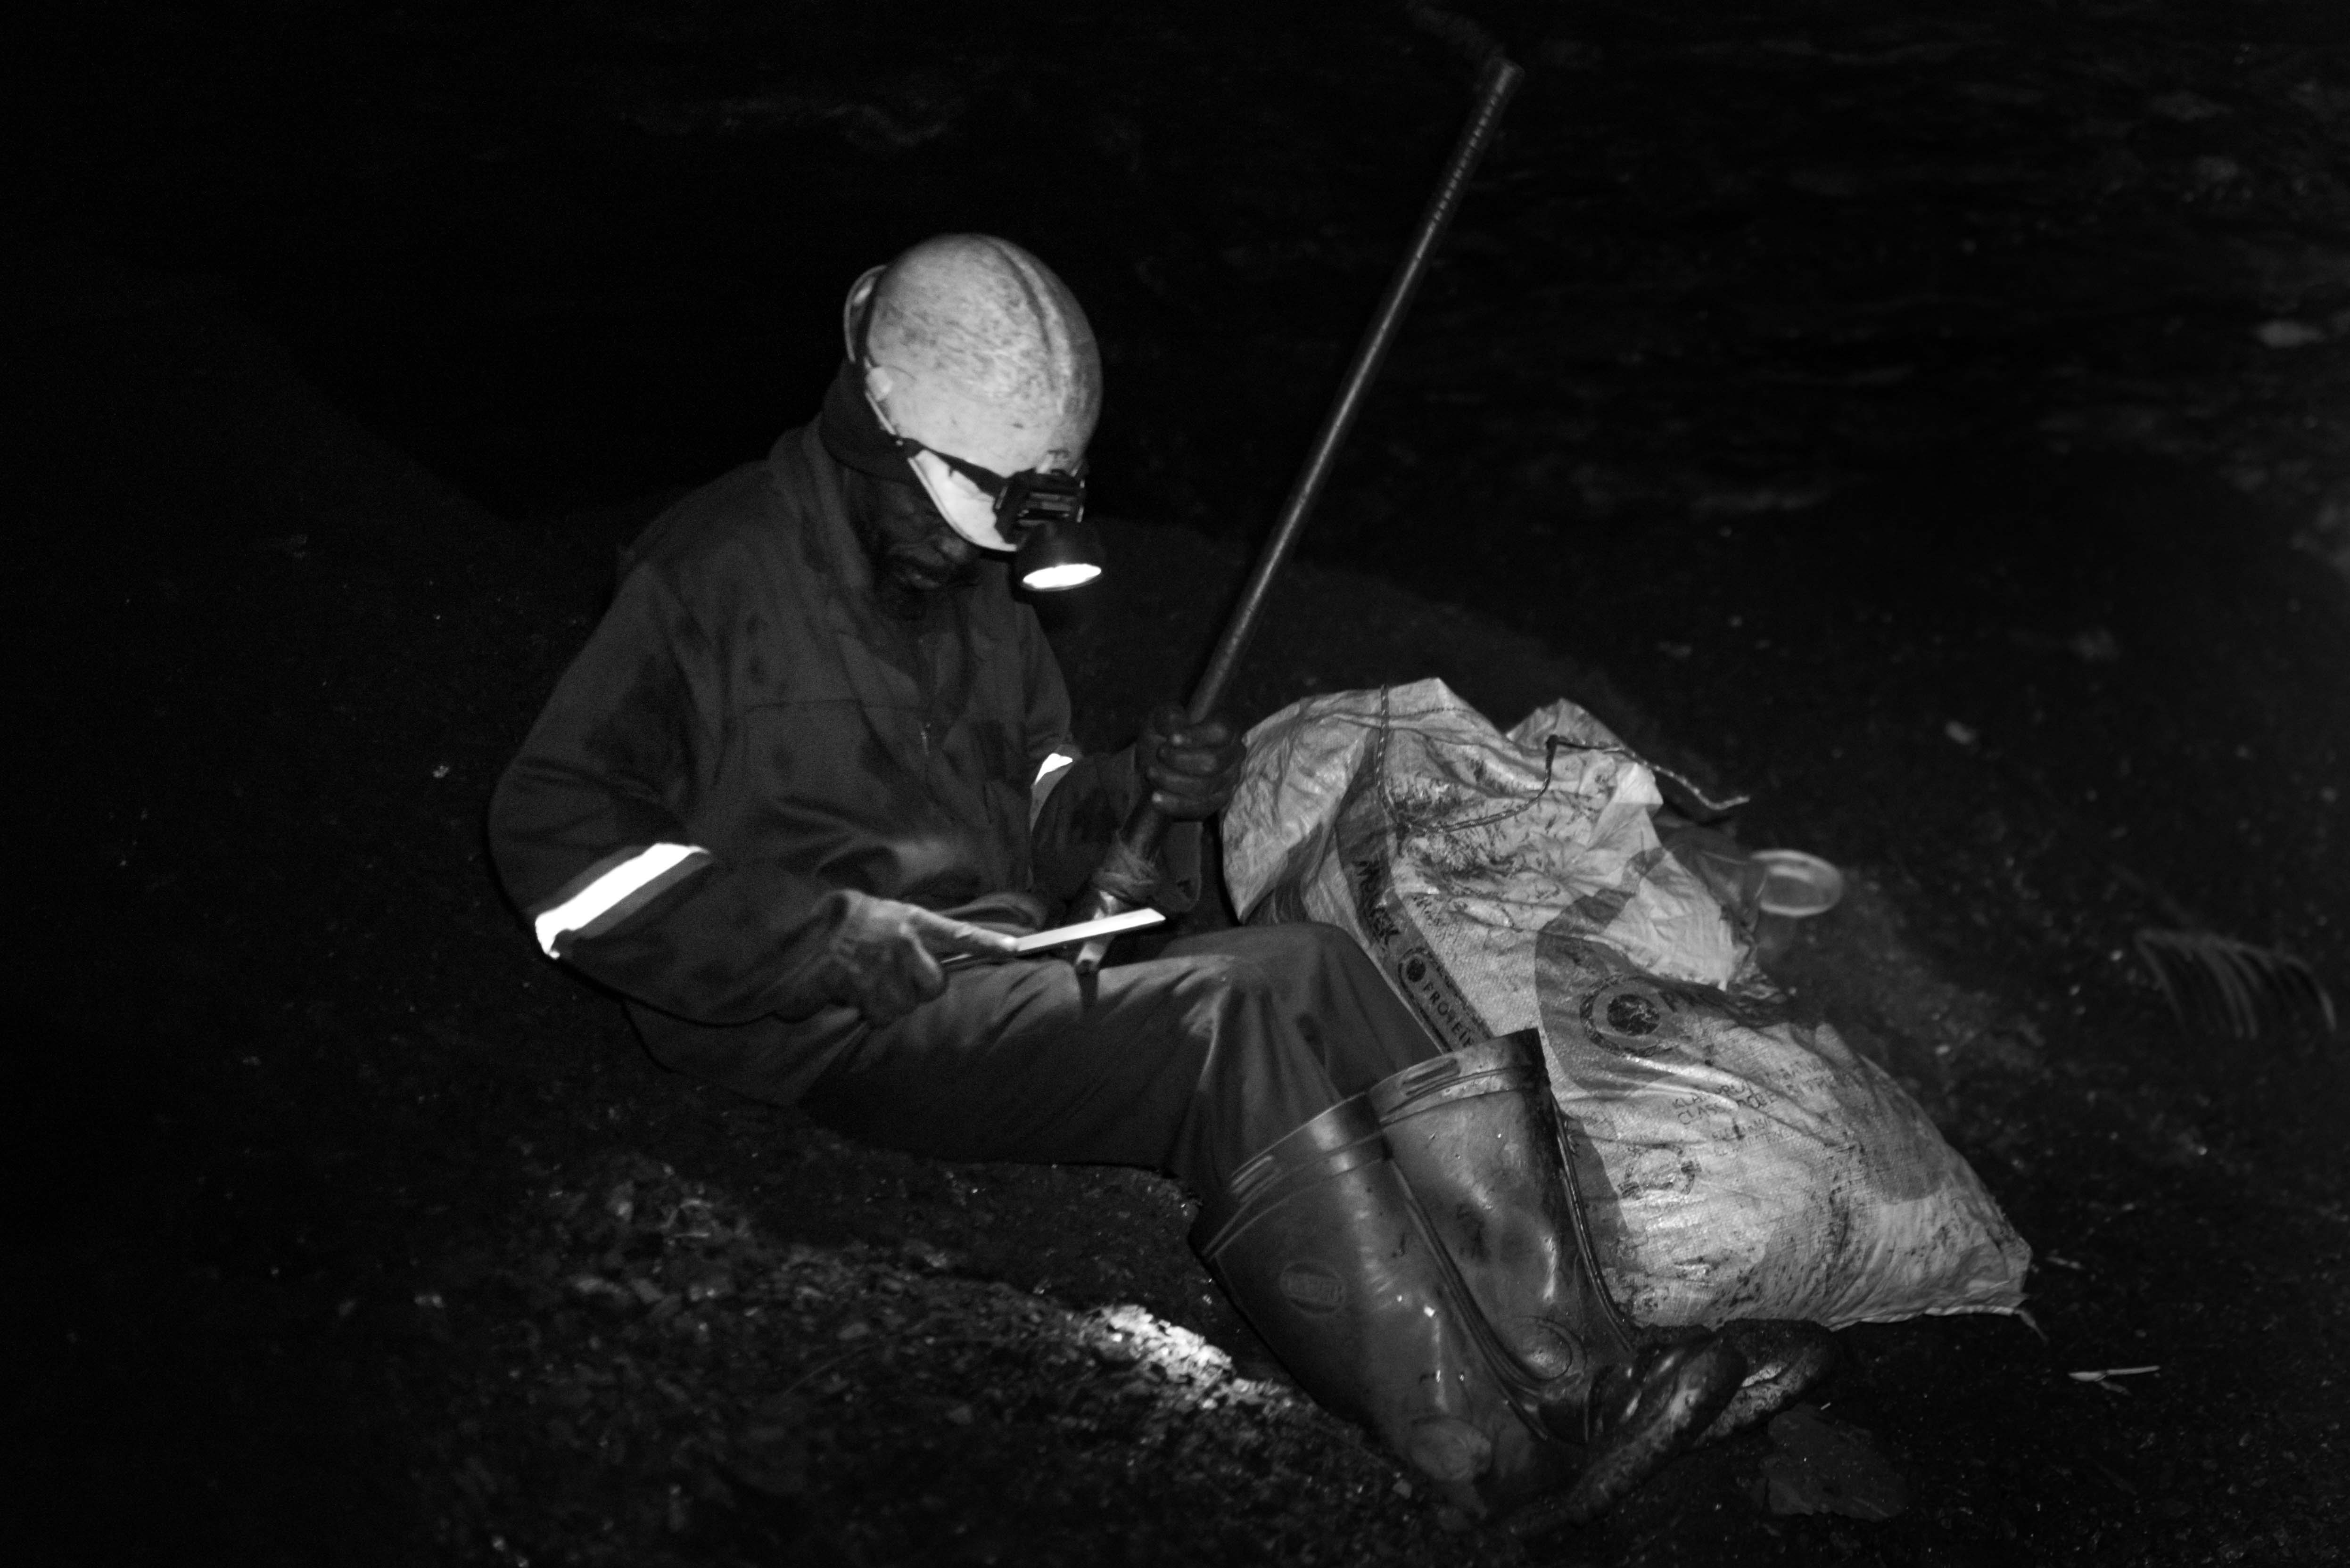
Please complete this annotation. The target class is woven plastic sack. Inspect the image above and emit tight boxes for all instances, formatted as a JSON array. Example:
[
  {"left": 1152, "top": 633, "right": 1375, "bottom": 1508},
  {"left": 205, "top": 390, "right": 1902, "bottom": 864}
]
[{"left": 1222, "top": 678, "right": 2029, "bottom": 1330}]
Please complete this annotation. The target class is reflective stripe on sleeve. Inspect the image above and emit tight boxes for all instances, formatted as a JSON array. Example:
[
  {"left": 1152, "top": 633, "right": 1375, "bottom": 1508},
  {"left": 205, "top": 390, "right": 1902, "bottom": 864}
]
[
  {"left": 531, "top": 842, "right": 713, "bottom": 958},
  {"left": 1030, "top": 747, "right": 1080, "bottom": 829}
]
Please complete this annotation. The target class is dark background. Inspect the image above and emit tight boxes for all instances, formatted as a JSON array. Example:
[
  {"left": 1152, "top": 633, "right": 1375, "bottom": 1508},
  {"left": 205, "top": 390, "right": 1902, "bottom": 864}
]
[{"left": 7, "top": 2, "right": 2346, "bottom": 1564}]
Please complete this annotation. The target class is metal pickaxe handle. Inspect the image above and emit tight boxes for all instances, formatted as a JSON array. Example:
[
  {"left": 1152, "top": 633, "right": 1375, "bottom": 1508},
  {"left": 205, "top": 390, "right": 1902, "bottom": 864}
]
[{"left": 1071, "top": 54, "right": 1524, "bottom": 975}]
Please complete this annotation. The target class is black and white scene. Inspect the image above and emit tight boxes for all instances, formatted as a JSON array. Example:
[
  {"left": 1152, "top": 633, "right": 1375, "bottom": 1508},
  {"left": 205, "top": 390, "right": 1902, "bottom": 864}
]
[{"left": 11, "top": 1, "right": 2347, "bottom": 1563}]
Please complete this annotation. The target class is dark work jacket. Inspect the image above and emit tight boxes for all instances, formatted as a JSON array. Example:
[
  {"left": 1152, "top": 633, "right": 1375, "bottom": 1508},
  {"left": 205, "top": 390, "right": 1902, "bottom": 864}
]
[{"left": 489, "top": 422, "right": 1168, "bottom": 1100}]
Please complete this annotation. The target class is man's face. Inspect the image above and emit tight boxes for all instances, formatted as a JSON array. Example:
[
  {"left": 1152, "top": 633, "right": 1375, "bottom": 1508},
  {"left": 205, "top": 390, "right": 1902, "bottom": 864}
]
[{"left": 855, "top": 472, "right": 983, "bottom": 598}]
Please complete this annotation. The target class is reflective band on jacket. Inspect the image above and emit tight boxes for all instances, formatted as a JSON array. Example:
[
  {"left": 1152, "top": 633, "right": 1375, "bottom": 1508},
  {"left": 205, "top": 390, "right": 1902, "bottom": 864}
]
[
  {"left": 1030, "top": 747, "right": 1080, "bottom": 829},
  {"left": 531, "top": 842, "right": 713, "bottom": 958}
]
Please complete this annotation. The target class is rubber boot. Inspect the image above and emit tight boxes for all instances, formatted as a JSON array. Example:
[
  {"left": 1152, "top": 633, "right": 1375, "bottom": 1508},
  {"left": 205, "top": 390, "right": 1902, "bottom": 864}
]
[
  {"left": 1193, "top": 1094, "right": 1571, "bottom": 1519},
  {"left": 1696, "top": 1319, "right": 1842, "bottom": 1445},
  {"left": 1369, "top": 1030, "right": 1746, "bottom": 1524},
  {"left": 1368, "top": 1032, "right": 1635, "bottom": 1420}
]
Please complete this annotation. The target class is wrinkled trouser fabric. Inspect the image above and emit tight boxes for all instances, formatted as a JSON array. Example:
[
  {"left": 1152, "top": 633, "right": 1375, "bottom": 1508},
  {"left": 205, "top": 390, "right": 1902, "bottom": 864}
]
[{"left": 793, "top": 922, "right": 1440, "bottom": 1196}]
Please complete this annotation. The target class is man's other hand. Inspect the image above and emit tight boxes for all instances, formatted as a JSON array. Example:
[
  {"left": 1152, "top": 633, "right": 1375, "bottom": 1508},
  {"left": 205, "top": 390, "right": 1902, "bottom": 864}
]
[
  {"left": 818, "top": 891, "right": 1020, "bottom": 1024},
  {"left": 1138, "top": 703, "right": 1245, "bottom": 821}
]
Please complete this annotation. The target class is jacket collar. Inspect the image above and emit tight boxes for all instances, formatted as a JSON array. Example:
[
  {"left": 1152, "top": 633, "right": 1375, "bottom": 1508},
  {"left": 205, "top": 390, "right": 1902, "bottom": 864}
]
[{"left": 771, "top": 421, "right": 1011, "bottom": 649}]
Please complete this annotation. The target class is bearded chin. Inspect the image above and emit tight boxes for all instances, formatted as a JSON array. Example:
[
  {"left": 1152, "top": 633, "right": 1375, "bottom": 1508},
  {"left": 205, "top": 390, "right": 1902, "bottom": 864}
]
[{"left": 873, "top": 537, "right": 979, "bottom": 614}]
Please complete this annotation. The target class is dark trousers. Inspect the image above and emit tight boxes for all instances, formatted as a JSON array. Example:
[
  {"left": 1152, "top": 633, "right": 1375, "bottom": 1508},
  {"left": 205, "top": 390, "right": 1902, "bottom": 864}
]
[{"left": 799, "top": 921, "right": 1440, "bottom": 1198}]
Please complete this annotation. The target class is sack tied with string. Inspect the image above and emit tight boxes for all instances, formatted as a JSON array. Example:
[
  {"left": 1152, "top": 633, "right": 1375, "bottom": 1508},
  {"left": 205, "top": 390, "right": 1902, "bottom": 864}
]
[{"left": 1220, "top": 678, "right": 2030, "bottom": 1330}]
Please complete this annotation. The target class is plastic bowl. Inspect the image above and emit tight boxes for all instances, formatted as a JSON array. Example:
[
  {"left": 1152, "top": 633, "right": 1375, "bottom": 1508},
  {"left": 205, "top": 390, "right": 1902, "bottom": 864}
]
[{"left": 1750, "top": 849, "right": 1846, "bottom": 918}]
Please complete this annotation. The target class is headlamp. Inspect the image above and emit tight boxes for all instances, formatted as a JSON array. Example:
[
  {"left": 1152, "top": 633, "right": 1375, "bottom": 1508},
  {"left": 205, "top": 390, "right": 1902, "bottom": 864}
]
[
  {"left": 856, "top": 360, "right": 1105, "bottom": 590},
  {"left": 891, "top": 435, "right": 1104, "bottom": 592},
  {"left": 998, "top": 471, "right": 1104, "bottom": 591}
]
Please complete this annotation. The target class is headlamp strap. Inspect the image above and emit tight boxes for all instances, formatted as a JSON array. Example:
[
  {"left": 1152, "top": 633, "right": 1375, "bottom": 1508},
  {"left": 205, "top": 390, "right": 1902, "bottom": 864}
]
[
  {"left": 885, "top": 433, "right": 1087, "bottom": 533},
  {"left": 894, "top": 436, "right": 1009, "bottom": 498},
  {"left": 855, "top": 335, "right": 1087, "bottom": 533}
]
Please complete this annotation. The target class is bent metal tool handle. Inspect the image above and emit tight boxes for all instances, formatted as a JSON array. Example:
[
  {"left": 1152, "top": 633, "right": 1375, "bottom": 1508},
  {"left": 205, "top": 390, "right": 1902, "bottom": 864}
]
[
  {"left": 1182, "top": 53, "right": 1522, "bottom": 727},
  {"left": 1072, "top": 54, "right": 1524, "bottom": 977}
]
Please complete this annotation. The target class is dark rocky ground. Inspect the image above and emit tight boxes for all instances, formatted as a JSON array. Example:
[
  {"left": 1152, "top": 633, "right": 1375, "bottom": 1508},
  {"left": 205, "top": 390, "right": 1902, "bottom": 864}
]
[{"left": 7, "top": 1, "right": 2347, "bottom": 1564}]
